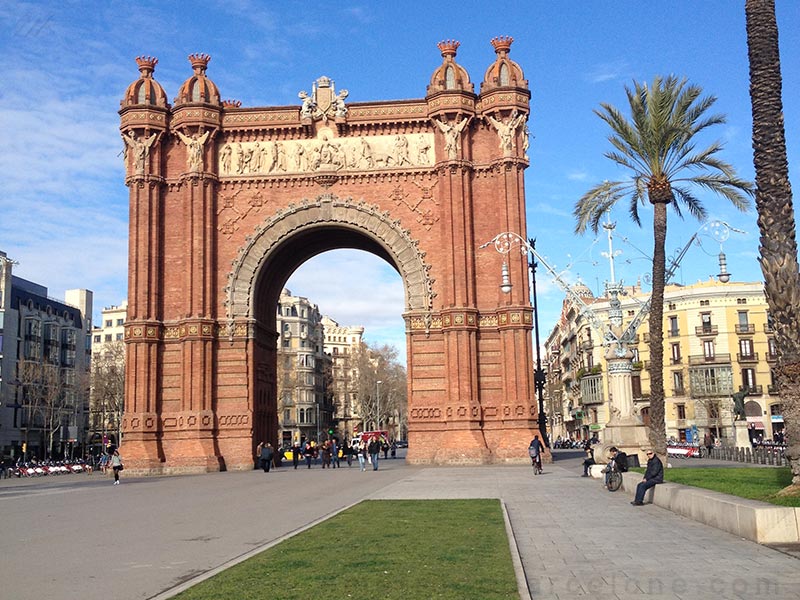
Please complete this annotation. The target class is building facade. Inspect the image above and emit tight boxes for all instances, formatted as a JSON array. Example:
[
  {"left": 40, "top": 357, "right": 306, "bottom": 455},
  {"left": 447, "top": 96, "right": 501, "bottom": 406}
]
[
  {"left": 545, "top": 279, "right": 783, "bottom": 444},
  {"left": 321, "top": 315, "right": 364, "bottom": 440},
  {"left": 89, "top": 301, "right": 128, "bottom": 450},
  {"left": 275, "top": 289, "right": 329, "bottom": 446},
  {"left": 0, "top": 251, "right": 93, "bottom": 460}
]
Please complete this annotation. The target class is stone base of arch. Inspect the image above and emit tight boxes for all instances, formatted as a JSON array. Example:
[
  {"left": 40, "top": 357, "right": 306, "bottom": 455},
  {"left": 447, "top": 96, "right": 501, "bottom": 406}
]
[{"left": 405, "top": 424, "right": 540, "bottom": 465}]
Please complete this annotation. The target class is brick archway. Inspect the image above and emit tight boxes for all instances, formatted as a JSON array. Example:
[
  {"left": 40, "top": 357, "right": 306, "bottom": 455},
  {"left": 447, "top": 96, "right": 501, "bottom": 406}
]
[{"left": 119, "top": 41, "right": 541, "bottom": 474}]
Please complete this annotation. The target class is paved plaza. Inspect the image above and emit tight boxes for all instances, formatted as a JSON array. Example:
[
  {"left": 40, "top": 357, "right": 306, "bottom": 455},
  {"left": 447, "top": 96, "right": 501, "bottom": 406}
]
[{"left": 1, "top": 452, "right": 799, "bottom": 600}]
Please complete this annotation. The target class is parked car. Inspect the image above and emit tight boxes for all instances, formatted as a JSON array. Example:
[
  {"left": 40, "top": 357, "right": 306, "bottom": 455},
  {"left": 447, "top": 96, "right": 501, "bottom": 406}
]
[{"left": 395, "top": 440, "right": 408, "bottom": 448}]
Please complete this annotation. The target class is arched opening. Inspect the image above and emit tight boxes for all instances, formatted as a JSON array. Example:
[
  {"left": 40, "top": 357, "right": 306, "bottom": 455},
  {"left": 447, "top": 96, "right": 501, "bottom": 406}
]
[{"left": 227, "top": 194, "right": 432, "bottom": 459}]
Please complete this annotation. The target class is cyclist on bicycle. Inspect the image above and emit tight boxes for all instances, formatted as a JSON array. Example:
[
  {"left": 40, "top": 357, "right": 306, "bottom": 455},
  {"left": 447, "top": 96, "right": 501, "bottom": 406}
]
[
  {"left": 603, "top": 447, "right": 628, "bottom": 489},
  {"left": 529, "top": 435, "right": 544, "bottom": 471}
]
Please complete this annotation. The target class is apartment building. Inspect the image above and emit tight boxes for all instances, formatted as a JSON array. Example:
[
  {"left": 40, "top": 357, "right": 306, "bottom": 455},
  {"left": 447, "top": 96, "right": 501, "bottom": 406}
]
[
  {"left": 321, "top": 315, "right": 364, "bottom": 439},
  {"left": 0, "top": 251, "right": 93, "bottom": 459},
  {"left": 545, "top": 279, "right": 782, "bottom": 444},
  {"left": 275, "top": 289, "right": 329, "bottom": 446}
]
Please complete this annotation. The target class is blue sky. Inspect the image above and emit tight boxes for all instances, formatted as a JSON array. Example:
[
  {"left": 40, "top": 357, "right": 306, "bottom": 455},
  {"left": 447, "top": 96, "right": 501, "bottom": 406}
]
[{"left": 1, "top": 1, "right": 798, "bottom": 357}]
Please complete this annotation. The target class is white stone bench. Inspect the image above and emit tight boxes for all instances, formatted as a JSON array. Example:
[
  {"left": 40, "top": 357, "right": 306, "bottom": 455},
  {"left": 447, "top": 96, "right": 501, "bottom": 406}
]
[{"left": 617, "top": 471, "right": 800, "bottom": 544}]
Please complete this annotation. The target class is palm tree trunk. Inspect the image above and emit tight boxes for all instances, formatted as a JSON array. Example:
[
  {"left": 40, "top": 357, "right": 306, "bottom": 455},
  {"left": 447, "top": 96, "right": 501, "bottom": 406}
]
[
  {"left": 746, "top": 0, "right": 800, "bottom": 488},
  {"left": 648, "top": 200, "right": 668, "bottom": 460}
]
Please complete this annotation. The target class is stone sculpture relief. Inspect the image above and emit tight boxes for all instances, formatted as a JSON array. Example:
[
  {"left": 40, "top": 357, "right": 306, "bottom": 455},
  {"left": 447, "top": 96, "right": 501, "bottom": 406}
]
[
  {"left": 487, "top": 109, "right": 525, "bottom": 156},
  {"left": 217, "top": 132, "right": 435, "bottom": 177},
  {"left": 123, "top": 131, "right": 157, "bottom": 175},
  {"left": 176, "top": 129, "right": 210, "bottom": 172},
  {"left": 433, "top": 117, "right": 469, "bottom": 160}
]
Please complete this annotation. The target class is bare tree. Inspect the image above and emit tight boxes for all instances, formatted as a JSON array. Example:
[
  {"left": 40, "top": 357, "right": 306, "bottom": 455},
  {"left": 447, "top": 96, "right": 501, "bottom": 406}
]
[
  {"left": 90, "top": 341, "right": 125, "bottom": 447},
  {"left": 17, "top": 360, "right": 69, "bottom": 459},
  {"left": 351, "top": 342, "right": 407, "bottom": 437}
]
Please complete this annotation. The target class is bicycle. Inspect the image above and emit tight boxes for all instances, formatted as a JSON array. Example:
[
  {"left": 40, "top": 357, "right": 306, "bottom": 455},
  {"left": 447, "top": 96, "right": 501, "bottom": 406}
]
[
  {"left": 529, "top": 449, "right": 543, "bottom": 475},
  {"left": 604, "top": 466, "right": 623, "bottom": 491}
]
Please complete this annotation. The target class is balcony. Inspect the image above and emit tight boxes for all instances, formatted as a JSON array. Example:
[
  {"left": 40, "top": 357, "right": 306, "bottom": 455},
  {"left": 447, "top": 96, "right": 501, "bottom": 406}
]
[
  {"left": 735, "top": 324, "right": 755, "bottom": 334},
  {"left": 668, "top": 329, "right": 680, "bottom": 338},
  {"left": 695, "top": 325, "right": 719, "bottom": 336},
  {"left": 739, "top": 384, "right": 763, "bottom": 396},
  {"left": 764, "top": 322, "right": 774, "bottom": 333},
  {"left": 766, "top": 352, "right": 779, "bottom": 363},
  {"left": 669, "top": 356, "right": 683, "bottom": 365},
  {"left": 688, "top": 353, "right": 731, "bottom": 366},
  {"left": 768, "top": 384, "right": 780, "bottom": 395},
  {"left": 673, "top": 386, "right": 686, "bottom": 396},
  {"left": 736, "top": 352, "right": 759, "bottom": 364},
  {"left": 580, "top": 339, "right": 594, "bottom": 350}
]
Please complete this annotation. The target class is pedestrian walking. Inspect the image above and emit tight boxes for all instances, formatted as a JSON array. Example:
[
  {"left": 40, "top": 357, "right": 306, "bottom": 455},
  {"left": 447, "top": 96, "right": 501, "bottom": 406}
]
[
  {"left": 331, "top": 439, "right": 340, "bottom": 468},
  {"left": 357, "top": 440, "right": 367, "bottom": 471},
  {"left": 258, "top": 442, "right": 274, "bottom": 473},
  {"left": 110, "top": 449, "right": 123, "bottom": 485},
  {"left": 292, "top": 441, "right": 300, "bottom": 469},
  {"left": 304, "top": 441, "right": 314, "bottom": 469},
  {"left": 368, "top": 436, "right": 381, "bottom": 471}
]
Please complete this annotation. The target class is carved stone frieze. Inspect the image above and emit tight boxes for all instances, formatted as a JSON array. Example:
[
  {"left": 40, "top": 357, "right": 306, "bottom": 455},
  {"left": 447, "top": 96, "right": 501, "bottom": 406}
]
[{"left": 218, "top": 132, "right": 434, "bottom": 177}]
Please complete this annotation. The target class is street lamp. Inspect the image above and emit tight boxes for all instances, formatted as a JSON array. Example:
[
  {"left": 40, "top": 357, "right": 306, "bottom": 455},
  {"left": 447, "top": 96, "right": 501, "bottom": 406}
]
[
  {"left": 480, "top": 232, "right": 550, "bottom": 448},
  {"left": 376, "top": 380, "right": 382, "bottom": 430}
]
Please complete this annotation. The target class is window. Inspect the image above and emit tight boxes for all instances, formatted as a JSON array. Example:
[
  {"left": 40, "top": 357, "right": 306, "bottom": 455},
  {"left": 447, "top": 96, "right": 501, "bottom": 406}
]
[
  {"left": 739, "top": 339, "right": 754, "bottom": 359},
  {"left": 708, "top": 402, "right": 720, "bottom": 419},
  {"left": 742, "top": 368, "right": 757, "bottom": 389},
  {"left": 94, "top": 335, "right": 101, "bottom": 343},
  {"left": 669, "top": 316, "right": 679, "bottom": 336},
  {"left": 668, "top": 302, "right": 677, "bottom": 311},
  {"left": 689, "top": 365, "right": 734, "bottom": 397},
  {"left": 768, "top": 338, "right": 778, "bottom": 358},
  {"left": 116, "top": 333, "right": 123, "bottom": 341},
  {"left": 677, "top": 404, "right": 686, "bottom": 420},
  {"left": 445, "top": 65, "right": 455, "bottom": 89},
  {"left": 105, "top": 320, "right": 112, "bottom": 327},
  {"left": 499, "top": 62, "right": 509, "bottom": 85},
  {"left": 671, "top": 343, "right": 681, "bottom": 364},
  {"left": 700, "top": 300, "right": 710, "bottom": 307},
  {"left": 737, "top": 298, "right": 748, "bottom": 305},
  {"left": 631, "top": 374, "right": 642, "bottom": 398},
  {"left": 701, "top": 312, "right": 712, "bottom": 332},
  {"left": 104, "top": 334, "right": 112, "bottom": 342},
  {"left": 116, "top": 318, "right": 124, "bottom": 326},
  {"left": 673, "top": 371, "right": 684, "bottom": 395},
  {"left": 738, "top": 312, "right": 749, "bottom": 326},
  {"left": 284, "top": 409, "right": 290, "bottom": 421},
  {"left": 703, "top": 340, "right": 715, "bottom": 359}
]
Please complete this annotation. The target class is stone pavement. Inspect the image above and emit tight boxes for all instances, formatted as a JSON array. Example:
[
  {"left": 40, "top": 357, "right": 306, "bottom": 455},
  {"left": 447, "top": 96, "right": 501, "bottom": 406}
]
[{"left": 1, "top": 453, "right": 799, "bottom": 600}]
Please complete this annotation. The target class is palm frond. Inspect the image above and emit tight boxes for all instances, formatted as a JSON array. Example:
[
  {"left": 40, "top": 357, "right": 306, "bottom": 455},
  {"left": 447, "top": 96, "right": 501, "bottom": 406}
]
[
  {"left": 671, "top": 186, "right": 709, "bottom": 221},
  {"left": 574, "top": 181, "right": 627, "bottom": 234}
]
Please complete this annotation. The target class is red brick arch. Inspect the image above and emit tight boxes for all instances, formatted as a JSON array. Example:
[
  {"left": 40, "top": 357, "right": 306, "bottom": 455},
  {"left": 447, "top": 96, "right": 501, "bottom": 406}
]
[{"left": 119, "top": 43, "right": 541, "bottom": 474}]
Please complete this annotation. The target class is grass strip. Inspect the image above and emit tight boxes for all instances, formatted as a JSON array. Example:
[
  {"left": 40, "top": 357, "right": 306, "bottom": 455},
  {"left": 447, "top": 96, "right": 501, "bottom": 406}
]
[
  {"left": 630, "top": 466, "right": 800, "bottom": 506},
  {"left": 173, "top": 499, "right": 520, "bottom": 600}
]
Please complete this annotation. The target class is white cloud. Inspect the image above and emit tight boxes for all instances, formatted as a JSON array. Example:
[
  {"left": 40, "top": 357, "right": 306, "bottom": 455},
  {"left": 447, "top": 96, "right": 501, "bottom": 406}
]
[{"left": 585, "top": 60, "right": 630, "bottom": 84}]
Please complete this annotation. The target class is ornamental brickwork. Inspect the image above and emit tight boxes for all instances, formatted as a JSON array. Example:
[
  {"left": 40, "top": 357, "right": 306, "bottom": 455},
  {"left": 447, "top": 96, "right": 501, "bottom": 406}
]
[{"left": 120, "top": 39, "right": 540, "bottom": 474}]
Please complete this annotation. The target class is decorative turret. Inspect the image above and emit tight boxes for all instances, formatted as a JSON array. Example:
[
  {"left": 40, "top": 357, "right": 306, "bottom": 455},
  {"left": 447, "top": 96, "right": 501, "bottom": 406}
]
[
  {"left": 427, "top": 40, "right": 474, "bottom": 94},
  {"left": 174, "top": 53, "right": 221, "bottom": 105},
  {"left": 481, "top": 36, "right": 528, "bottom": 92},
  {"left": 121, "top": 56, "right": 168, "bottom": 108}
]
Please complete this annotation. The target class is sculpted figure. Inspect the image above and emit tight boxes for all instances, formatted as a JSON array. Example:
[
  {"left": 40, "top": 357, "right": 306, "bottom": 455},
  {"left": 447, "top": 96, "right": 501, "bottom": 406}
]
[
  {"left": 434, "top": 117, "right": 468, "bottom": 160},
  {"left": 393, "top": 135, "right": 412, "bottom": 167},
  {"left": 732, "top": 390, "right": 749, "bottom": 420},
  {"left": 487, "top": 110, "right": 525, "bottom": 156},
  {"left": 123, "top": 131, "right": 157, "bottom": 174},
  {"left": 268, "top": 142, "right": 278, "bottom": 173},
  {"left": 332, "top": 88, "right": 349, "bottom": 117},
  {"left": 236, "top": 143, "right": 245, "bottom": 173},
  {"left": 294, "top": 143, "right": 308, "bottom": 171},
  {"left": 522, "top": 125, "right": 530, "bottom": 160},
  {"left": 176, "top": 129, "right": 210, "bottom": 172},
  {"left": 241, "top": 145, "right": 254, "bottom": 173},
  {"left": 416, "top": 135, "right": 431, "bottom": 165},
  {"left": 252, "top": 142, "right": 262, "bottom": 172},
  {"left": 359, "top": 137, "right": 374, "bottom": 169},
  {"left": 220, "top": 143, "right": 232, "bottom": 174},
  {"left": 299, "top": 90, "right": 315, "bottom": 118},
  {"left": 275, "top": 142, "right": 287, "bottom": 172},
  {"left": 260, "top": 143, "right": 272, "bottom": 172}
]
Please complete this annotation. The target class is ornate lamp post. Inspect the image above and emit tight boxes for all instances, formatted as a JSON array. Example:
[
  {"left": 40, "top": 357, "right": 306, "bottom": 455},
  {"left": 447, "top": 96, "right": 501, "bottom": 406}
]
[
  {"left": 482, "top": 232, "right": 550, "bottom": 447},
  {"left": 376, "top": 380, "right": 382, "bottom": 431}
]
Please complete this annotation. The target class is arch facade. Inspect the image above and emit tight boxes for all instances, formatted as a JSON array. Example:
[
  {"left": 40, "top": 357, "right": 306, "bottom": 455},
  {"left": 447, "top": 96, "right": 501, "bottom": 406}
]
[{"left": 119, "top": 39, "right": 541, "bottom": 474}]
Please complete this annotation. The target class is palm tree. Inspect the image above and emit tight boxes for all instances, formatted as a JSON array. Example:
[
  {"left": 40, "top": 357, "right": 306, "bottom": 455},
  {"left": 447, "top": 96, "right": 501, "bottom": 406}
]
[
  {"left": 574, "top": 76, "right": 753, "bottom": 459},
  {"left": 746, "top": 0, "right": 800, "bottom": 491}
]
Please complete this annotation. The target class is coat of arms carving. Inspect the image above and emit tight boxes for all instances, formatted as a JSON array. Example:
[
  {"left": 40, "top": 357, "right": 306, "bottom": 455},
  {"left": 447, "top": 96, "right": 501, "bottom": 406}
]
[{"left": 298, "top": 76, "right": 348, "bottom": 123}]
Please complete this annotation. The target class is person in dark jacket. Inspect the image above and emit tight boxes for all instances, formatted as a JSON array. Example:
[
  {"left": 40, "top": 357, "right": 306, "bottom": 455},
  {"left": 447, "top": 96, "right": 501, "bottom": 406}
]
[
  {"left": 259, "top": 442, "right": 274, "bottom": 473},
  {"left": 632, "top": 450, "right": 663, "bottom": 505}
]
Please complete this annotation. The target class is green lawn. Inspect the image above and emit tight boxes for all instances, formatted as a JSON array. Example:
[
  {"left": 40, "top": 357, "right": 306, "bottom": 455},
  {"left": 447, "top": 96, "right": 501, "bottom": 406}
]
[
  {"left": 173, "top": 499, "right": 519, "bottom": 600},
  {"left": 631, "top": 466, "right": 800, "bottom": 506}
]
